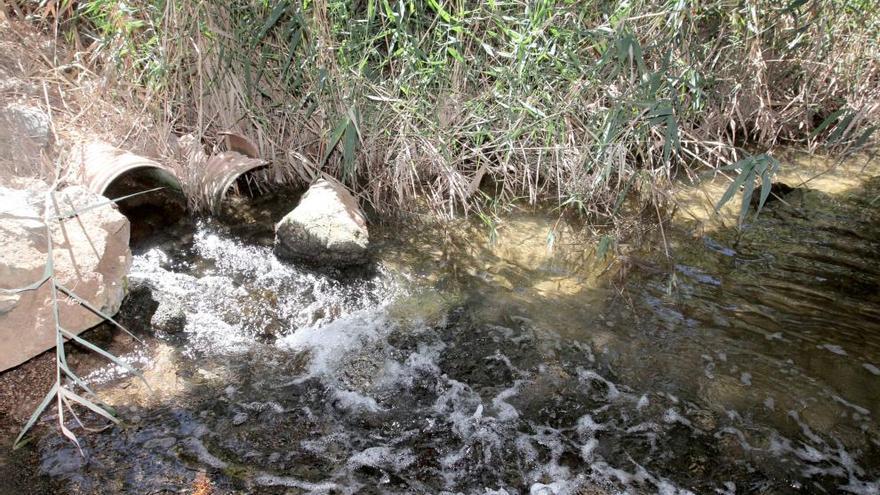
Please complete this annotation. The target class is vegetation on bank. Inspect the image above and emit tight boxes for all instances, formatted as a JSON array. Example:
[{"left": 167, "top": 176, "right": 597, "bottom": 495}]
[{"left": 8, "top": 0, "right": 880, "bottom": 219}]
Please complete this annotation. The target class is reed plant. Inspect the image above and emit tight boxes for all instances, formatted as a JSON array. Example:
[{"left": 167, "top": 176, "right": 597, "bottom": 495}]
[
  {"left": 17, "top": 0, "right": 880, "bottom": 219},
  {"left": 3, "top": 183, "right": 151, "bottom": 452}
]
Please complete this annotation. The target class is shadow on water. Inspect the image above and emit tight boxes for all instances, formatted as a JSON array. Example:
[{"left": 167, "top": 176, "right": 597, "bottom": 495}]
[{"left": 6, "top": 169, "right": 880, "bottom": 494}]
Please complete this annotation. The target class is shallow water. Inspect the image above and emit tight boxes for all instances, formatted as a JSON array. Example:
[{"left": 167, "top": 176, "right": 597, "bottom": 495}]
[{"left": 29, "top": 159, "right": 880, "bottom": 494}]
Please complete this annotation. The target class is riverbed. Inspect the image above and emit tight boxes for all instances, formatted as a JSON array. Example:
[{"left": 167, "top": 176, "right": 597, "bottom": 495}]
[{"left": 9, "top": 152, "right": 880, "bottom": 494}]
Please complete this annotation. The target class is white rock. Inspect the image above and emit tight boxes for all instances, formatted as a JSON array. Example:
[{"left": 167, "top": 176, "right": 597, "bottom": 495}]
[
  {"left": 274, "top": 179, "right": 369, "bottom": 267},
  {"left": 0, "top": 183, "right": 131, "bottom": 371},
  {"left": 1, "top": 104, "right": 52, "bottom": 148}
]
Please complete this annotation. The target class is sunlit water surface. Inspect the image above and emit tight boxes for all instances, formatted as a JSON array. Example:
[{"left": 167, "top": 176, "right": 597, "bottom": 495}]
[{"left": 34, "top": 169, "right": 880, "bottom": 494}]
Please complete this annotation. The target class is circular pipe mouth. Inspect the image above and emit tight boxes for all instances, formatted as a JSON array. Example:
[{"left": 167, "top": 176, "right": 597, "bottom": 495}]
[
  {"left": 200, "top": 151, "right": 268, "bottom": 213},
  {"left": 73, "top": 142, "right": 184, "bottom": 198},
  {"left": 71, "top": 142, "right": 188, "bottom": 246},
  {"left": 103, "top": 166, "right": 188, "bottom": 247},
  {"left": 72, "top": 139, "right": 274, "bottom": 220}
]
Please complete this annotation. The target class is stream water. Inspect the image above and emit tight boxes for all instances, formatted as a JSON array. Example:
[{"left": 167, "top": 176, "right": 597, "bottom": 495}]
[{"left": 23, "top": 158, "right": 880, "bottom": 494}]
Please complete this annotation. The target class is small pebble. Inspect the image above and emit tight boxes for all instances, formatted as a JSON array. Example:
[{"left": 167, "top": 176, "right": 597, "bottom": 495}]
[{"left": 232, "top": 412, "right": 249, "bottom": 426}]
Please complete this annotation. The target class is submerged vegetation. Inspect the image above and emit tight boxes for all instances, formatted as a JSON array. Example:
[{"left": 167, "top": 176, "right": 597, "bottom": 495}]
[{"left": 14, "top": 0, "right": 880, "bottom": 218}]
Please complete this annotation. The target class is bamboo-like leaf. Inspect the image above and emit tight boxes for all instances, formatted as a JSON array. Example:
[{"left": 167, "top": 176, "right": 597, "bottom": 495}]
[
  {"left": 280, "top": 23, "right": 303, "bottom": 80},
  {"left": 828, "top": 112, "right": 856, "bottom": 143},
  {"left": 342, "top": 119, "right": 359, "bottom": 181},
  {"left": 321, "top": 114, "right": 350, "bottom": 167},
  {"left": 61, "top": 393, "right": 112, "bottom": 433},
  {"left": 55, "top": 284, "right": 142, "bottom": 343},
  {"left": 52, "top": 187, "right": 164, "bottom": 220},
  {"left": 60, "top": 418, "right": 84, "bottom": 457},
  {"left": 447, "top": 46, "right": 465, "bottom": 62},
  {"left": 61, "top": 388, "right": 119, "bottom": 425},
  {"left": 60, "top": 328, "right": 149, "bottom": 390},
  {"left": 649, "top": 101, "right": 680, "bottom": 165},
  {"left": 849, "top": 124, "right": 878, "bottom": 151},
  {"left": 738, "top": 167, "right": 757, "bottom": 224},
  {"left": 0, "top": 213, "right": 42, "bottom": 221},
  {"left": 59, "top": 360, "right": 105, "bottom": 405},
  {"left": 0, "top": 270, "right": 50, "bottom": 294},
  {"left": 757, "top": 164, "right": 772, "bottom": 216},
  {"left": 715, "top": 157, "right": 753, "bottom": 211},
  {"left": 255, "top": 1, "right": 288, "bottom": 44},
  {"left": 612, "top": 174, "right": 637, "bottom": 215},
  {"left": 427, "top": 0, "right": 455, "bottom": 23},
  {"left": 596, "top": 235, "right": 614, "bottom": 260},
  {"left": 809, "top": 108, "right": 846, "bottom": 138},
  {"left": 755, "top": 155, "right": 779, "bottom": 216},
  {"left": 716, "top": 154, "right": 779, "bottom": 225},
  {"left": 14, "top": 383, "right": 58, "bottom": 448}
]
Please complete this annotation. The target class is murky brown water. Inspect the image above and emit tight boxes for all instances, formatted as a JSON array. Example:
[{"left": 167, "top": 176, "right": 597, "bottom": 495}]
[{"left": 8, "top": 152, "right": 880, "bottom": 494}]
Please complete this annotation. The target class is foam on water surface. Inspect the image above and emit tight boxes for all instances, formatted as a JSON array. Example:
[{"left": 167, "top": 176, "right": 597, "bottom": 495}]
[{"left": 32, "top": 200, "right": 880, "bottom": 494}]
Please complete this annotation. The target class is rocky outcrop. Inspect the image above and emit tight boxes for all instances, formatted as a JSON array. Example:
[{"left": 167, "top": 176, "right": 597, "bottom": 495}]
[
  {"left": 0, "top": 182, "right": 131, "bottom": 371},
  {"left": 1, "top": 104, "right": 52, "bottom": 149},
  {"left": 274, "top": 179, "right": 369, "bottom": 267},
  {"left": 0, "top": 105, "right": 54, "bottom": 183}
]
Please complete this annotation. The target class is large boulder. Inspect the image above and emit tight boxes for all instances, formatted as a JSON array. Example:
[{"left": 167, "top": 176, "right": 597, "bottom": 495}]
[
  {"left": 274, "top": 179, "right": 369, "bottom": 267},
  {"left": 0, "top": 182, "right": 131, "bottom": 371}
]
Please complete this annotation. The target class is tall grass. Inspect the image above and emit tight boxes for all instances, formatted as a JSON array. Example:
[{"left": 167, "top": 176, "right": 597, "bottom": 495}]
[{"left": 23, "top": 0, "right": 880, "bottom": 218}]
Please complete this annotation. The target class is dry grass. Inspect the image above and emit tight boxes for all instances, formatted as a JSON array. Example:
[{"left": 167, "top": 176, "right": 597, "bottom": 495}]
[
  {"left": 4, "top": 1, "right": 879, "bottom": 221},
  {"left": 0, "top": 13, "right": 173, "bottom": 188}
]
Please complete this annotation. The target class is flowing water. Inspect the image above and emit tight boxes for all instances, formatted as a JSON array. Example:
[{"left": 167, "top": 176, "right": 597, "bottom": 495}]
[{"left": 24, "top": 156, "right": 880, "bottom": 494}]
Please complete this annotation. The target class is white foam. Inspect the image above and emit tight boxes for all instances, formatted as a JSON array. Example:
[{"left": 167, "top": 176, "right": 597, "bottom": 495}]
[
  {"left": 181, "top": 311, "right": 250, "bottom": 357},
  {"left": 332, "top": 389, "right": 384, "bottom": 413},
  {"left": 180, "top": 437, "right": 227, "bottom": 469},
  {"left": 576, "top": 414, "right": 605, "bottom": 435},
  {"left": 491, "top": 382, "right": 523, "bottom": 422},
  {"left": 662, "top": 408, "right": 692, "bottom": 427},
  {"left": 831, "top": 395, "right": 871, "bottom": 416},
  {"left": 375, "top": 342, "right": 444, "bottom": 390},
  {"left": 277, "top": 307, "right": 391, "bottom": 379},
  {"left": 577, "top": 368, "right": 621, "bottom": 400},
  {"left": 579, "top": 438, "right": 599, "bottom": 461},
  {"left": 253, "top": 474, "right": 341, "bottom": 493},
  {"left": 347, "top": 446, "right": 416, "bottom": 471}
]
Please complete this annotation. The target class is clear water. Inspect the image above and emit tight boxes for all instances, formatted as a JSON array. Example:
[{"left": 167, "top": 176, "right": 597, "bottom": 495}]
[{"left": 33, "top": 175, "right": 880, "bottom": 494}]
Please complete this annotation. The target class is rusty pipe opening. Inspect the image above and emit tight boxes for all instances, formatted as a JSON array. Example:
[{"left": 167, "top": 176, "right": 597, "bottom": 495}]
[
  {"left": 103, "top": 166, "right": 187, "bottom": 246},
  {"left": 70, "top": 142, "right": 187, "bottom": 247}
]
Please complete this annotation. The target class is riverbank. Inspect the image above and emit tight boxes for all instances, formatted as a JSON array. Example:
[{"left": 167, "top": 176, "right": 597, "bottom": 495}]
[
  {"left": 3, "top": 2, "right": 878, "bottom": 219},
  {"left": 1, "top": 6, "right": 879, "bottom": 492}
]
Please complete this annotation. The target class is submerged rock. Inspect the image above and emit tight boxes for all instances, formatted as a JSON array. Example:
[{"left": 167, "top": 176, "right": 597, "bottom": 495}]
[
  {"left": 0, "top": 183, "right": 131, "bottom": 371},
  {"left": 232, "top": 412, "right": 249, "bottom": 426},
  {"left": 274, "top": 179, "right": 369, "bottom": 267}
]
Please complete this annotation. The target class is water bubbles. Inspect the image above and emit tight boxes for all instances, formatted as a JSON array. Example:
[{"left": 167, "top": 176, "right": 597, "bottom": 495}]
[{"left": 38, "top": 215, "right": 880, "bottom": 494}]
